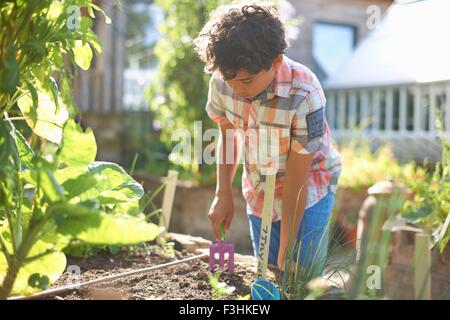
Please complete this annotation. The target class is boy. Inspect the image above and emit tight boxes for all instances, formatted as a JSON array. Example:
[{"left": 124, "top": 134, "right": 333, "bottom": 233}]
[{"left": 193, "top": 3, "right": 342, "bottom": 273}]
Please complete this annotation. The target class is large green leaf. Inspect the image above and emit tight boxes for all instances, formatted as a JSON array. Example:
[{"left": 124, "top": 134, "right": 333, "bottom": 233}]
[
  {"left": 54, "top": 166, "right": 87, "bottom": 184},
  {"left": 34, "top": 158, "right": 65, "bottom": 204},
  {"left": 72, "top": 40, "right": 93, "bottom": 70},
  {"left": 46, "top": 1, "right": 64, "bottom": 21},
  {"left": 62, "top": 173, "right": 99, "bottom": 200},
  {"left": 17, "top": 90, "right": 69, "bottom": 144},
  {"left": 0, "top": 240, "right": 66, "bottom": 296},
  {"left": 76, "top": 162, "right": 144, "bottom": 204},
  {"left": 54, "top": 205, "right": 162, "bottom": 245},
  {"left": 57, "top": 119, "right": 97, "bottom": 167}
]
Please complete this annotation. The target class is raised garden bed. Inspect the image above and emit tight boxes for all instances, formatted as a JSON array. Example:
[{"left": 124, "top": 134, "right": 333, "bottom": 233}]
[
  {"left": 385, "top": 227, "right": 450, "bottom": 300},
  {"left": 42, "top": 244, "right": 278, "bottom": 300}
]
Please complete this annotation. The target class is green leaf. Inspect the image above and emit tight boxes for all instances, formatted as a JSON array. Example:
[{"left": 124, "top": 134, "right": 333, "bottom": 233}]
[
  {"left": 17, "top": 90, "right": 69, "bottom": 144},
  {"left": 34, "top": 158, "right": 65, "bottom": 203},
  {"left": 28, "top": 273, "right": 50, "bottom": 290},
  {"left": 25, "top": 81, "right": 38, "bottom": 110},
  {"left": 90, "top": 3, "right": 112, "bottom": 24},
  {"left": 54, "top": 166, "right": 87, "bottom": 184},
  {"left": 115, "top": 199, "right": 141, "bottom": 216},
  {"left": 49, "top": 77, "right": 60, "bottom": 111},
  {"left": 0, "top": 119, "right": 21, "bottom": 171},
  {"left": 62, "top": 173, "right": 99, "bottom": 200},
  {"left": 15, "top": 130, "right": 34, "bottom": 169},
  {"left": 97, "top": 190, "right": 131, "bottom": 204},
  {"left": 85, "top": 29, "right": 102, "bottom": 54},
  {"left": 77, "top": 162, "right": 144, "bottom": 204},
  {"left": 57, "top": 119, "right": 97, "bottom": 167},
  {"left": 0, "top": 46, "right": 19, "bottom": 94},
  {"left": 0, "top": 240, "right": 66, "bottom": 296},
  {"left": 54, "top": 205, "right": 162, "bottom": 245},
  {"left": 72, "top": 40, "right": 93, "bottom": 70},
  {"left": 47, "top": 1, "right": 64, "bottom": 21},
  {"left": 87, "top": 5, "right": 95, "bottom": 19},
  {"left": 22, "top": 39, "right": 47, "bottom": 63}
]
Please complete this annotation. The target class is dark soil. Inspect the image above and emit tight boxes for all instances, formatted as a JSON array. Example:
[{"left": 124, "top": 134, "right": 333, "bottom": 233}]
[{"left": 46, "top": 246, "right": 269, "bottom": 300}]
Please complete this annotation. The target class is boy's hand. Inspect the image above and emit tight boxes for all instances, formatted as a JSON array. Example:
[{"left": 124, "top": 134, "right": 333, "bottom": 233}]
[{"left": 208, "top": 193, "right": 234, "bottom": 241}]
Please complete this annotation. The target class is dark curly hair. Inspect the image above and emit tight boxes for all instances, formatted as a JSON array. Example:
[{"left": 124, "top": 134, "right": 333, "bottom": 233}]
[{"left": 193, "top": 2, "right": 288, "bottom": 80}]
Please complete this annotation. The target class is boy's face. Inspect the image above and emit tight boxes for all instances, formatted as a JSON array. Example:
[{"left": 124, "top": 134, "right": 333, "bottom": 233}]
[{"left": 223, "top": 55, "right": 283, "bottom": 100}]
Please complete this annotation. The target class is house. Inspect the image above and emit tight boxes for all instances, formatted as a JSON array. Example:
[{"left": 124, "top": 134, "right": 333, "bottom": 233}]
[
  {"left": 323, "top": 0, "right": 450, "bottom": 161},
  {"left": 286, "top": 0, "right": 393, "bottom": 81}
]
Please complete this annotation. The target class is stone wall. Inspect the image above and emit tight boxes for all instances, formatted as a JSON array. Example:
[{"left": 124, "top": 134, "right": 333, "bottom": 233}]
[{"left": 385, "top": 229, "right": 450, "bottom": 299}]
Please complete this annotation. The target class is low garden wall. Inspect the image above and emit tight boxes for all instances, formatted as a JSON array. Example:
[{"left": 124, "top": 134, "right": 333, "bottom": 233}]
[{"left": 385, "top": 228, "right": 450, "bottom": 299}]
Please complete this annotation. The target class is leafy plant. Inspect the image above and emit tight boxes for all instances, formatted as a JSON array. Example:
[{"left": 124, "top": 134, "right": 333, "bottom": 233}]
[
  {"left": 208, "top": 270, "right": 235, "bottom": 300},
  {"left": 401, "top": 138, "right": 450, "bottom": 253},
  {"left": 0, "top": 116, "right": 162, "bottom": 298},
  {"left": 160, "top": 238, "right": 175, "bottom": 259},
  {"left": 0, "top": 0, "right": 162, "bottom": 299}
]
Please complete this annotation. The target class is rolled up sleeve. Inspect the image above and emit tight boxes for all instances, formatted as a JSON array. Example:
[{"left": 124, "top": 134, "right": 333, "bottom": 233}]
[
  {"left": 290, "top": 85, "right": 327, "bottom": 155},
  {"left": 205, "top": 74, "right": 228, "bottom": 125}
]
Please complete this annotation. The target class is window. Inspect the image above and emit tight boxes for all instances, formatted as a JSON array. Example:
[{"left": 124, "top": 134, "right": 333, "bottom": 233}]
[{"left": 313, "top": 22, "right": 357, "bottom": 81}]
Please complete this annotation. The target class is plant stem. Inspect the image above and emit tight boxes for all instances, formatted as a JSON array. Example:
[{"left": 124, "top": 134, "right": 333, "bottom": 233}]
[
  {"left": 0, "top": 258, "right": 21, "bottom": 300},
  {"left": 0, "top": 233, "right": 11, "bottom": 262}
]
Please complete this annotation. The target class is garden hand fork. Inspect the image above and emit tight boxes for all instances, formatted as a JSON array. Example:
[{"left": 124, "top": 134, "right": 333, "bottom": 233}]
[{"left": 209, "top": 224, "right": 235, "bottom": 272}]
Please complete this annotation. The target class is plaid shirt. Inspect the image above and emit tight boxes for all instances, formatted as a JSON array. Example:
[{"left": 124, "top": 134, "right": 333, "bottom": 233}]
[{"left": 206, "top": 55, "right": 342, "bottom": 221}]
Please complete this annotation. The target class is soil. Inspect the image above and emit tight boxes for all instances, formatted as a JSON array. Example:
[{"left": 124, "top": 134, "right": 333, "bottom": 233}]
[{"left": 46, "top": 246, "right": 278, "bottom": 300}]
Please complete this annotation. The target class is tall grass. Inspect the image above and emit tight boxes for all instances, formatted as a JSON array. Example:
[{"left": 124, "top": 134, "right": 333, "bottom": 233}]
[{"left": 279, "top": 187, "right": 407, "bottom": 300}]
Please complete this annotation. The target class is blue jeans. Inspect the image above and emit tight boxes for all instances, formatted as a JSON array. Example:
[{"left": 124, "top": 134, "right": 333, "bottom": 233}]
[{"left": 247, "top": 192, "right": 334, "bottom": 277}]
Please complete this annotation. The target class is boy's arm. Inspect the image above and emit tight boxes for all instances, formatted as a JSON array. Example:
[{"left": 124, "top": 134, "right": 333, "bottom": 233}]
[
  {"left": 208, "top": 119, "right": 242, "bottom": 240},
  {"left": 205, "top": 74, "right": 243, "bottom": 240},
  {"left": 279, "top": 149, "right": 313, "bottom": 270},
  {"left": 216, "top": 120, "right": 242, "bottom": 196}
]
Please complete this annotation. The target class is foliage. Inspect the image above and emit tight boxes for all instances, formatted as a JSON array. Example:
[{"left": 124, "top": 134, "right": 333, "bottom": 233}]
[
  {"left": 146, "top": 0, "right": 235, "bottom": 182},
  {"left": 0, "top": 0, "right": 161, "bottom": 299},
  {"left": 401, "top": 138, "right": 450, "bottom": 253},
  {"left": 281, "top": 195, "right": 404, "bottom": 300},
  {"left": 159, "top": 238, "right": 175, "bottom": 259},
  {"left": 124, "top": 0, "right": 157, "bottom": 68},
  {"left": 208, "top": 270, "right": 235, "bottom": 300},
  {"left": 279, "top": 215, "right": 335, "bottom": 300},
  {"left": 338, "top": 143, "right": 417, "bottom": 191}
]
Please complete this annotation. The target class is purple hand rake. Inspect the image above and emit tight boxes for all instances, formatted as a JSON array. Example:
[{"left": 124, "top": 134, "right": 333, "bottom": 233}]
[{"left": 209, "top": 224, "right": 234, "bottom": 272}]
